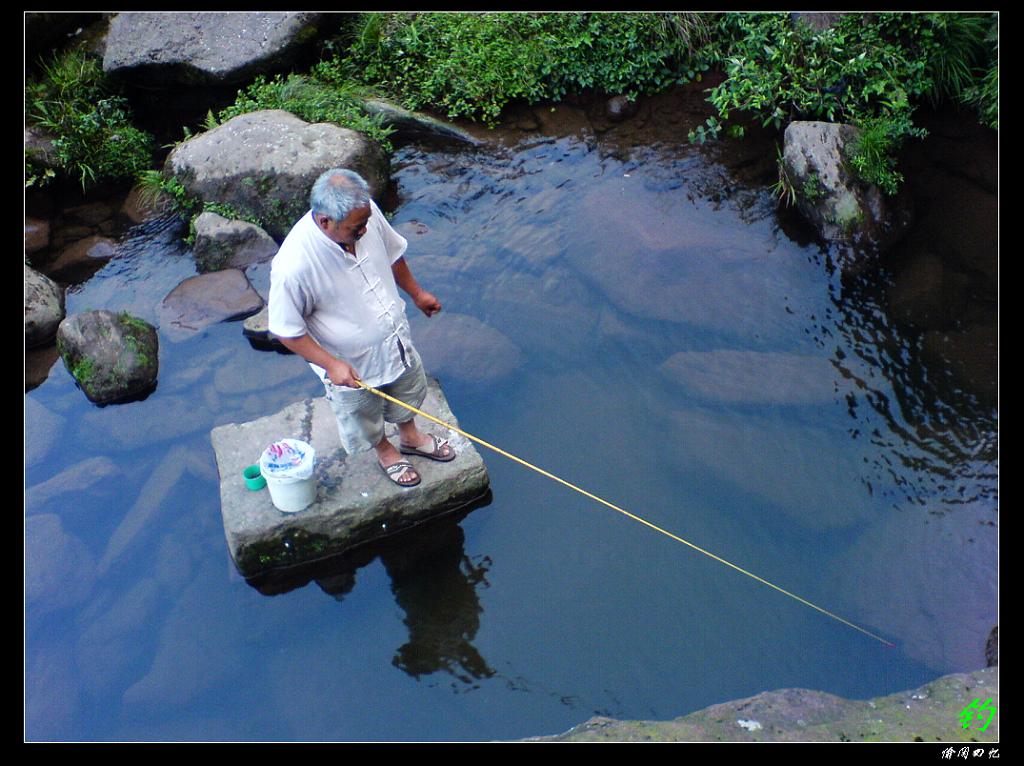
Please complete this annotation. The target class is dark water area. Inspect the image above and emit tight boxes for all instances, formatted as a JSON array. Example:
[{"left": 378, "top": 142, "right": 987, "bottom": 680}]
[{"left": 25, "top": 88, "right": 997, "bottom": 741}]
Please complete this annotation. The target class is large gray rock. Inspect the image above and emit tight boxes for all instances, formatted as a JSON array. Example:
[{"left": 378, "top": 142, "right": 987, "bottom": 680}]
[
  {"left": 165, "top": 110, "right": 389, "bottom": 240},
  {"left": 56, "top": 310, "right": 159, "bottom": 404},
  {"left": 102, "top": 12, "right": 325, "bottom": 86},
  {"left": 25, "top": 265, "right": 65, "bottom": 348},
  {"left": 210, "top": 377, "right": 490, "bottom": 577},
  {"left": 158, "top": 268, "right": 264, "bottom": 341},
  {"left": 782, "top": 121, "right": 911, "bottom": 253},
  {"left": 192, "top": 211, "right": 278, "bottom": 273}
]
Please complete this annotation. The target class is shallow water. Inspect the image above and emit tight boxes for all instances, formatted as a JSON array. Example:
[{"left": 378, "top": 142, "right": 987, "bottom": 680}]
[{"left": 25, "top": 95, "right": 997, "bottom": 741}]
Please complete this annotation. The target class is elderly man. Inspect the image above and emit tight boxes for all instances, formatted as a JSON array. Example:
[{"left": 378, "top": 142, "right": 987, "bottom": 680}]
[{"left": 268, "top": 168, "right": 454, "bottom": 488}]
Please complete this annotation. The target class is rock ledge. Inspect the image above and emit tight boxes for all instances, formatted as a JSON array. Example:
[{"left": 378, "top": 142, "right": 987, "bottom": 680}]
[{"left": 210, "top": 377, "right": 489, "bottom": 577}]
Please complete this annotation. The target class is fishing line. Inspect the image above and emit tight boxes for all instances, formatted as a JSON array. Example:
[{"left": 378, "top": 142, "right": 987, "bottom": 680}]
[{"left": 358, "top": 380, "right": 895, "bottom": 647}]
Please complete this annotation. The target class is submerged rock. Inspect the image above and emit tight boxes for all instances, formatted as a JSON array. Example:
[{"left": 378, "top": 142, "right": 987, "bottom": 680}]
[
  {"left": 26, "top": 514, "right": 97, "bottom": 613},
  {"left": 158, "top": 268, "right": 264, "bottom": 341},
  {"left": 661, "top": 349, "right": 850, "bottom": 405},
  {"left": 26, "top": 456, "right": 123, "bottom": 514},
  {"left": 25, "top": 217, "right": 50, "bottom": 255},
  {"left": 45, "top": 235, "right": 117, "bottom": 284},
  {"left": 25, "top": 265, "right": 65, "bottom": 348},
  {"left": 56, "top": 310, "right": 159, "bottom": 404},
  {"left": 210, "top": 377, "right": 490, "bottom": 578},
  {"left": 412, "top": 313, "right": 523, "bottom": 385},
  {"left": 165, "top": 110, "right": 389, "bottom": 240}
]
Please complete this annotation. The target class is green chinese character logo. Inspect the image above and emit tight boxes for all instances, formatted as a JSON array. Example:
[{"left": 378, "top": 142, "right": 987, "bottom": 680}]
[{"left": 959, "top": 697, "right": 996, "bottom": 733}]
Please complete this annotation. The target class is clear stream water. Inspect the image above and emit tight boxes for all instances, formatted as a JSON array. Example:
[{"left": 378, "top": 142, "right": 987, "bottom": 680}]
[{"left": 25, "top": 94, "right": 997, "bottom": 741}]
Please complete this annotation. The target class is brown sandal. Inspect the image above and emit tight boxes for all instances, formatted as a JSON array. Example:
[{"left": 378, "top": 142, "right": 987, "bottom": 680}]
[
  {"left": 399, "top": 434, "right": 456, "bottom": 462},
  {"left": 380, "top": 459, "right": 421, "bottom": 487}
]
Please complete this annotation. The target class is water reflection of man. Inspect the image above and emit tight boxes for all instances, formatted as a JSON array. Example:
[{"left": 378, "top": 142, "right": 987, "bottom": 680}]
[
  {"left": 268, "top": 168, "right": 455, "bottom": 488},
  {"left": 384, "top": 525, "right": 495, "bottom": 685},
  {"left": 312, "top": 518, "right": 496, "bottom": 687}
]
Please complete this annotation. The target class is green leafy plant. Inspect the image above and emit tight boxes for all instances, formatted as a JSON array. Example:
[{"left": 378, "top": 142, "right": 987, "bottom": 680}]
[
  {"left": 345, "top": 12, "right": 712, "bottom": 126},
  {"left": 847, "top": 112, "right": 927, "bottom": 196},
  {"left": 695, "top": 12, "right": 995, "bottom": 190},
  {"left": 135, "top": 170, "right": 199, "bottom": 218},
  {"left": 801, "top": 171, "right": 824, "bottom": 201},
  {"left": 26, "top": 49, "right": 154, "bottom": 190},
  {"left": 688, "top": 116, "right": 722, "bottom": 144}
]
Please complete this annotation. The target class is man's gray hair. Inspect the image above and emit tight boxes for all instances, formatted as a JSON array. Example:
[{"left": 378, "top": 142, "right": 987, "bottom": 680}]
[{"left": 310, "top": 168, "right": 371, "bottom": 221}]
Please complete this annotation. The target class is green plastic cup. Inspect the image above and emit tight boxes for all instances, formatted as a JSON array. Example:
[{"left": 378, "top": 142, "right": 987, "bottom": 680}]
[{"left": 243, "top": 464, "right": 266, "bottom": 491}]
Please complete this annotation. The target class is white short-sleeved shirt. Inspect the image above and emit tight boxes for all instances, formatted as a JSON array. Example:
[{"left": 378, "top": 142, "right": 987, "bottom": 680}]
[{"left": 268, "top": 199, "right": 414, "bottom": 388}]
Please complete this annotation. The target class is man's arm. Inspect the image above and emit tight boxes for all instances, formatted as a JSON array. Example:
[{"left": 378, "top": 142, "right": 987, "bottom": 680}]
[
  {"left": 392, "top": 257, "right": 441, "bottom": 317},
  {"left": 275, "top": 333, "right": 361, "bottom": 388}
]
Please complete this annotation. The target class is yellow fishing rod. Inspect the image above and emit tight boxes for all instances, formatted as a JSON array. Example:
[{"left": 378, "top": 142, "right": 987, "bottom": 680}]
[{"left": 358, "top": 380, "right": 895, "bottom": 648}]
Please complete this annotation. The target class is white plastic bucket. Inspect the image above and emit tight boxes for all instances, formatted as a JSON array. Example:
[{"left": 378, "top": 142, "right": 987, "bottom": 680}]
[
  {"left": 262, "top": 472, "right": 317, "bottom": 513},
  {"left": 260, "top": 438, "right": 317, "bottom": 513}
]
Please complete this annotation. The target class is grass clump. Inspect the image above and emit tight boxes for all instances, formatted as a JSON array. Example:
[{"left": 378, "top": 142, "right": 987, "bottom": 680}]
[
  {"left": 26, "top": 49, "right": 154, "bottom": 190},
  {"left": 847, "top": 113, "right": 926, "bottom": 195}
]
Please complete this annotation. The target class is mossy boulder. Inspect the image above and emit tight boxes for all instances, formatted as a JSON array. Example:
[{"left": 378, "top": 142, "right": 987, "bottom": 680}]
[
  {"left": 782, "top": 121, "right": 911, "bottom": 256},
  {"left": 56, "top": 310, "right": 159, "bottom": 404},
  {"left": 165, "top": 110, "right": 389, "bottom": 240}
]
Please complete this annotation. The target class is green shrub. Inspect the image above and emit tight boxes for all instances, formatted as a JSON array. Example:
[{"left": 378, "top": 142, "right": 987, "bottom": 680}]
[
  {"left": 345, "top": 12, "right": 712, "bottom": 125},
  {"left": 959, "top": 14, "right": 998, "bottom": 130},
  {"left": 921, "top": 13, "right": 991, "bottom": 105},
  {"left": 696, "top": 13, "right": 994, "bottom": 138},
  {"left": 215, "top": 62, "right": 395, "bottom": 151},
  {"left": 693, "top": 12, "right": 995, "bottom": 193},
  {"left": 26, "top": 49, "right": 154, "bottom": 190}
]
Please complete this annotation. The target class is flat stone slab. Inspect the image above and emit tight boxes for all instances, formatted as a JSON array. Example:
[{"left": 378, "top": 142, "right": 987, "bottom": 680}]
[{"left": 210, "top": 377, "right": 489, "bottom": 577}]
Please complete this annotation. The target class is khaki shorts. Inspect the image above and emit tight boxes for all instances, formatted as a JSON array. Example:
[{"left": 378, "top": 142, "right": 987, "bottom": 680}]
[{"left": 322, "top": 346, "right": 428, "bottom": 454}]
